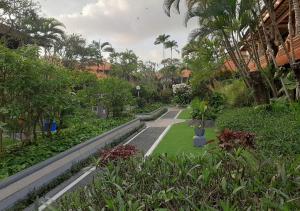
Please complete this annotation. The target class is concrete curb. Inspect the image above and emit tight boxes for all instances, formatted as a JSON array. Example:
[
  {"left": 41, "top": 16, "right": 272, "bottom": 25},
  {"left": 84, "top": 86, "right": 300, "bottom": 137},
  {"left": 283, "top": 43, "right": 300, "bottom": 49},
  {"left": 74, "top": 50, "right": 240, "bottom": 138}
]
[
  {"left": 0, "top": 118, "right": 143, "bottom": 210},
  {"left": 0, "top": 118, "right": 140, "bottom": 190},
  {"left": 137, "top": 107, "right": 168, "bottom": 121}
]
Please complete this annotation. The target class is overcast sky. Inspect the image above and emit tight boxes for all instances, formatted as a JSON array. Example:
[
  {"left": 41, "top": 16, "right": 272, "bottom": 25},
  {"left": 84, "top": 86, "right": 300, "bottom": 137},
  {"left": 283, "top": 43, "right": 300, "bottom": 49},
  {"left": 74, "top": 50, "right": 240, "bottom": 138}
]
[{"left": 36, "top": 0, "right": 198, "bottom": 63}]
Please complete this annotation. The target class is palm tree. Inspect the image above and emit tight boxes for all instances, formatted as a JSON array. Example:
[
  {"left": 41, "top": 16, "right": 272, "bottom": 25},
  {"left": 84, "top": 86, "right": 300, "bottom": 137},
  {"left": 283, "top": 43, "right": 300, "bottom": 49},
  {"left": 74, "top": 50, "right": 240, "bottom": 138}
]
[
  {"left": 31, "top": 17, "right": 66, "bottom": 56},
  {"left": 88, "top": 40, "right": 114, "bottom": 68},
  {"left": 154, "top": 34, "right": 170, "bottom": 59},
  {"left": 164, "top": 0, "right": 272, "bottom": 104},
  {"left": 165, "top": 40, "right": 179, "bottom": 59}
]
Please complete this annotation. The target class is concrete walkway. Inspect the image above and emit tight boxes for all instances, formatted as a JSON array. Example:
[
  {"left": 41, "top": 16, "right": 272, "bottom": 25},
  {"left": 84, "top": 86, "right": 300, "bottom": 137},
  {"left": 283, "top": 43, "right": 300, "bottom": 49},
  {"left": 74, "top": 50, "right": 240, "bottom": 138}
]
[{"left": 28, "top": 107, "right": 183, "bottom": 211}]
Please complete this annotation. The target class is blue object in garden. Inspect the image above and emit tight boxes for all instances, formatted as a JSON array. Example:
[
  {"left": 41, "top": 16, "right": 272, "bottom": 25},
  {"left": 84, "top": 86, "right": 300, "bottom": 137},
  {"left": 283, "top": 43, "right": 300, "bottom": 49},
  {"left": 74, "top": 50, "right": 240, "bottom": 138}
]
[{"left": 51, "top": 120, "right": 57, "bottom": 133}]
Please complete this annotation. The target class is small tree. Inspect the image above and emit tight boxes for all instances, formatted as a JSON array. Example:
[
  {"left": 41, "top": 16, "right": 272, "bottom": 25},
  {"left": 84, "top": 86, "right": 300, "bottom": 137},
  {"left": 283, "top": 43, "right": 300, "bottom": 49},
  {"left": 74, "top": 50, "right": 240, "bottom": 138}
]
[{"left": 98, "top": 78, "right": 133, "bottom": 117}]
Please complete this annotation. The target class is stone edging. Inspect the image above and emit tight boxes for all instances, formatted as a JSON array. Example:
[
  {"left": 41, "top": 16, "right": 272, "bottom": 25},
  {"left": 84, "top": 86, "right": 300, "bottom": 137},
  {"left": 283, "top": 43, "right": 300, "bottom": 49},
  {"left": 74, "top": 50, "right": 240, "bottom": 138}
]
[
  {"left": 0, "top": 118, "right": 141, "bottom": 190},
  {"left": 137, "top": 107, "right": 168, "bottom": 121}
]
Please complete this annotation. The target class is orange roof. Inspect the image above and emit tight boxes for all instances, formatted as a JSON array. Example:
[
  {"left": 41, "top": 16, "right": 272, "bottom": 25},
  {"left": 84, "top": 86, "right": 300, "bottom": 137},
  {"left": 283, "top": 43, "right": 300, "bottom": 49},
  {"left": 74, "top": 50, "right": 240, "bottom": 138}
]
[{"left": 181, "top": 69, "right": 192, "bottom": 78}]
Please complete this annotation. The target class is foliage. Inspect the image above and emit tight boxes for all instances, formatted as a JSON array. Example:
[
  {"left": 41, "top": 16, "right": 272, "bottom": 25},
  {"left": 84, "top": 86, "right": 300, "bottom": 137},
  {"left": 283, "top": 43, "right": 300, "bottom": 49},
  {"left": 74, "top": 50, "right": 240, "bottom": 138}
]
[
  {"left": 191, "top": 98, "right": 208, "bottom": 126},
  {"left": 99, "top": 145, "right": 138, "bottom": 166},
  {"left": 135, "top": 103, "right": 163, "bottom": 114},
  {"left": 98, "top": 77, "right": 133, "bottom": 117},
  {"left": 55, "top": 151, "right": 300, "bottom": 210},
  {"left": 216, "top": 104, "right": 300, "bottom": 156},
  {"left": 214, "top": 80, "right": 254, "bottom": 107},
  {"left": 110, "top": 50, "right": 138, "bottom": 81},
  {"left": 160, "top": 88, "right": 173, "bottom": 104},
  {"left": 218, "top": 129, "right": 256, "bottom": 151},
  {"left": 0, "top": 110, "right": 133, "bottom": 180},
  {"left": 172, "top": 83, "right": 192, "bottom": 105}
]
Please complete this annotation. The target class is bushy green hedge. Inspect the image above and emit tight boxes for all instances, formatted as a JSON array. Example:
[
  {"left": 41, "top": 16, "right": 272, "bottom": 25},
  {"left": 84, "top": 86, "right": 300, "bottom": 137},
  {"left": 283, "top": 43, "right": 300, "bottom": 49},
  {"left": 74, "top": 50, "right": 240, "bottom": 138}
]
[
  {"left": 216, "top": 104, "right": 300, "bottom": 156},
  {"left": 135, "top": 103, "right": 163, "bottom": 114},
  {"left": 0, "top": 115, "right": 133, "bottom": 180},
  {"left": 55, "top": 151, "right": 300, "bottom": 210}
]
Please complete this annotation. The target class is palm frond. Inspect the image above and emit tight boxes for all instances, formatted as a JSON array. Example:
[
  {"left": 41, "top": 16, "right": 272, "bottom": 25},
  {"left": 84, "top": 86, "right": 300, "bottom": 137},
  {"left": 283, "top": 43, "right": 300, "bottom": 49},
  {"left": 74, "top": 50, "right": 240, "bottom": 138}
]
[
  {"left": 188, "top": 27, "right": 214, "bottom": 41},
  {"left": 163, "top": 0, "right": 180, "bottom": 16}
]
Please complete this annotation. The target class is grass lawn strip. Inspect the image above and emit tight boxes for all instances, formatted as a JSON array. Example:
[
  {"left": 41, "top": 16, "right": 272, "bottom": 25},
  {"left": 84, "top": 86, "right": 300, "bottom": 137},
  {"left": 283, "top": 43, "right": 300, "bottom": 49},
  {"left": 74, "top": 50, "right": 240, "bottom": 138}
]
[
  {"left": 153, "top": 122, "right": 217, "bottom": 156},
  {"left": 177, "top": 107, "right": 192, "bottom": 120}
]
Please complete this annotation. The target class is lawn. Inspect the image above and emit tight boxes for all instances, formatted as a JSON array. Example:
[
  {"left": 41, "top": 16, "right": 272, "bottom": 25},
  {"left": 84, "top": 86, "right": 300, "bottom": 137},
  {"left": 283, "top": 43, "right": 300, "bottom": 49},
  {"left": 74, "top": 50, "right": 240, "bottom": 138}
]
[
  {"left": 153, "top": 122, "right": 217, "bottom": 156},
  {"left": 177, "top": 107, "right": 192, "bottom": 119}
]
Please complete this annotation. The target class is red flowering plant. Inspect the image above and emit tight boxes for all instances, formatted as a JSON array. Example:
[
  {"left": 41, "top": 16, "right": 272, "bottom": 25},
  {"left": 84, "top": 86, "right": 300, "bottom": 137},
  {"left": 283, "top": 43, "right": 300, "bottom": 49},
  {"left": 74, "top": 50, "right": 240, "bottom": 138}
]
[
  {"left": 218, "top": 129, "right": 255, "bottom": 151},
  {"left": 98, "top": 145, "right": 138, "bottom": 166}
]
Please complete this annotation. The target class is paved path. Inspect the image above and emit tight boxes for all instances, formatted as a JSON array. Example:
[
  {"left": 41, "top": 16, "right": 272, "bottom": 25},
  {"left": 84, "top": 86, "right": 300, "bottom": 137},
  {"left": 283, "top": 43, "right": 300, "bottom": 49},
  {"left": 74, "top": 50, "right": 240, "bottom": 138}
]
[{"left": 27, "top": 107, "right": 184, "bottom": 211}]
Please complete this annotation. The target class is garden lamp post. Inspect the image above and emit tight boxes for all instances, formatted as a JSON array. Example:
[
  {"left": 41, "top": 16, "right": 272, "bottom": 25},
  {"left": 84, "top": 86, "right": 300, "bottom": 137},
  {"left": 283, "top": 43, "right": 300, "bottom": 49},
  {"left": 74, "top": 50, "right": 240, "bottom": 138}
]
[{"left": 136, "top": 85, "right": 141, "bottom": 98}]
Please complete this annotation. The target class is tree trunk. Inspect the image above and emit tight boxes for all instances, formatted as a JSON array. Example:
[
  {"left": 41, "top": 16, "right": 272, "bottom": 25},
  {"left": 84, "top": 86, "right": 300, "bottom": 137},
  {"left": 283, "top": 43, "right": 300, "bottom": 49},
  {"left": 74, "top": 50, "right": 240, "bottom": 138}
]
[
  {"left": 249, "top": 71, "right": 270, "bottom": 104},
  {"left": 258, "top": 0, "right": 292, "bottom": 101},
  {"left": 293, "top": 0, "right": 300, "bottom": 34}
]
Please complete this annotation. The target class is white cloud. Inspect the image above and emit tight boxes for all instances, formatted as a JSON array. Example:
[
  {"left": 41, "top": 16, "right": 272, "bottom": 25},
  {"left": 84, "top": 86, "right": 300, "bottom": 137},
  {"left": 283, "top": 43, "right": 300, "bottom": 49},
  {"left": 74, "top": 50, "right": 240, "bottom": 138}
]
[{"left": 37, "top": 0, "right": 198, "bottom": 63}]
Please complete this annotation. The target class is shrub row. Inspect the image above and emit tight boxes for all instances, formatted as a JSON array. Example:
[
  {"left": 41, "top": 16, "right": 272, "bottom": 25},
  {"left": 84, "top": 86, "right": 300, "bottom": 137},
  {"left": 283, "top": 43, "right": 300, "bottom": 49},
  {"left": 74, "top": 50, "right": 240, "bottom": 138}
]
[
  {"left": 0, "top": 116, "right": 133, "bottom": 180},
  {"left": 54, "top": 151, "right": 300, "bottom": 210},
  {"left": 216, "top": 104, "right": 300, "bottom": 156}
]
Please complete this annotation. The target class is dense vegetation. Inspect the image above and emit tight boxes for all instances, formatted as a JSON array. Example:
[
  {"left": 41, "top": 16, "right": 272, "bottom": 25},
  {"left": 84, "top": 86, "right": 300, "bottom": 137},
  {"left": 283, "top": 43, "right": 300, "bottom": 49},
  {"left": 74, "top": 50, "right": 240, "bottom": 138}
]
[
  {"left": 216, "top": 102, "right": 300, "bottom": 157},
  {"left": 55, "top": 151, "right": 300, "bottom": 210}
]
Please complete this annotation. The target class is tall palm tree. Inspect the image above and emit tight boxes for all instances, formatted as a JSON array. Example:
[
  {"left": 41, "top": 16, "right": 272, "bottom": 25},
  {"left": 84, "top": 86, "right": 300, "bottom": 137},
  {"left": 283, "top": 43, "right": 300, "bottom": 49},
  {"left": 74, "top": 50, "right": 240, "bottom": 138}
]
[
  {"left": 31, "top": 17, "right": 66, "bottom": 56},
  {"left": 89, "top": 40, "right": 114, "bottom": 68},
  {"left": 154, "top": 34, "right": 170, "bottom": 59},
  {"left": 165, "top": 40, "right": 179, "bottom": 59}
]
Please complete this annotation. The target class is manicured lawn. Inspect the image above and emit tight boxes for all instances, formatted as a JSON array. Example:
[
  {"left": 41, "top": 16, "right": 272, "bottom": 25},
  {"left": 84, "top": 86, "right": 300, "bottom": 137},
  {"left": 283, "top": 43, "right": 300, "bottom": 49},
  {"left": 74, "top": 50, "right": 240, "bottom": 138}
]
[
  {"left": 178, "top": 107, "right": 192, "bottom": 119},
  {"left": 153, "top": 122, "right": 218, "bottom": 156}
]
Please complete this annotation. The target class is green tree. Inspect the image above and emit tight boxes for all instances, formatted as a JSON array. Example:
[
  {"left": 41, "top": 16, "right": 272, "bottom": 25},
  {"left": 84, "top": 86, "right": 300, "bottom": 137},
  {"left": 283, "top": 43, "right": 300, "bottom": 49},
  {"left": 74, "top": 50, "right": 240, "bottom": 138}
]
[
  {"left": 98, "top": 78, "right": 133, "bottom": 117},
  {"left": 154, "top": 34, "right": 170, "bottom": 59}
]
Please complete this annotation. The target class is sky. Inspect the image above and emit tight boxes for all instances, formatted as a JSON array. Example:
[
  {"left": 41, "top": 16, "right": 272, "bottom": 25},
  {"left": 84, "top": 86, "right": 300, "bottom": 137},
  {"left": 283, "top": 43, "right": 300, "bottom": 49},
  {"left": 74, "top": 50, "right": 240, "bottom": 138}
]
[{"left": 36, "top": 0, "right": 198, "bottom": 63}]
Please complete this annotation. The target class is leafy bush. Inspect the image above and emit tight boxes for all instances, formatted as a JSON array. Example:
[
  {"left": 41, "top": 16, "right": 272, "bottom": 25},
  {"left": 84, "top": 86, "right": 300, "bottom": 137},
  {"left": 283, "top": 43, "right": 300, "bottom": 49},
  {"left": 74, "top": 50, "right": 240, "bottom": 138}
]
[
  {"left": 214, "top": 80, "right": 253, "bottom": 107},
  {"left": 172, "top": 83, "right": 192, "bottom": 106},
  {"left": 55, "top": 151, "right": 300, "bottom": 210},
  {"left": 99, "top": 77, "right": 134, "bottom": 117},
  {"left": 0, "top": 112, "right": 133, "bottom": 180},
  {"left": 218, "top": 129, "right": 255, "bottom": 151},
  {"left": 135, "top": 103, "right": 163, "bottom": 114},
  {"left": 216, "top": 105, "right": 300, "bottom": 156},
  {"left": 160, "top": 88, "right": 173, "bottom": 104}
]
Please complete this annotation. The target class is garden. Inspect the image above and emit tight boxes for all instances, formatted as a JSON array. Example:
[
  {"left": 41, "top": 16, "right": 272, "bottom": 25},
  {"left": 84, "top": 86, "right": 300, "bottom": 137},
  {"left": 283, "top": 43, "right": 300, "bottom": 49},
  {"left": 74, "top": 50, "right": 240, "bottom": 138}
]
[{"left": 2, "top": 0, "right": 300, "bottom": 210}]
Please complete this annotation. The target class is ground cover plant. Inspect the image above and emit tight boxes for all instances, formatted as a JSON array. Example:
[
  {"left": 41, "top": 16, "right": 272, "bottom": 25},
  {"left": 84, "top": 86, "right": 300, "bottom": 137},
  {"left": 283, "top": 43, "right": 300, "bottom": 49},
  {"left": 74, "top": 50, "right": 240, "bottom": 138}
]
[
  {"left": 135, "top": 103, "right": 164, "bottom": 114},
  {"left": 153, "top": 122, "right": 217, "bottom": 156},
  {"left": 54, "top": 151, "right": 300, "bottom": 210},
  {"left": 0, "top": 112, "right": 133, "bottom": 180},
  {"left": 216, "top": 103, "right": 300, "bottom": 156},
  {"left": 99, "top": 145, "right": 138, "bottom": 166},
  {"left": 218, "top": 129, "right": 255, "bottom": 151}
]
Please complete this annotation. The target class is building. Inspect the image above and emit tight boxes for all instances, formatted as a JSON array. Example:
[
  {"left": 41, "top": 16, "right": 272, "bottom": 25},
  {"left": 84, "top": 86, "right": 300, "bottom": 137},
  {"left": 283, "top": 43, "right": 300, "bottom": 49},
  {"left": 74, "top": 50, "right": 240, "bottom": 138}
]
[
  {"left": 225, "top": 0, "right": 300, "bottom": 72},
  {"left": 86, "top": 63, "right": 112, "bottom": 79}
]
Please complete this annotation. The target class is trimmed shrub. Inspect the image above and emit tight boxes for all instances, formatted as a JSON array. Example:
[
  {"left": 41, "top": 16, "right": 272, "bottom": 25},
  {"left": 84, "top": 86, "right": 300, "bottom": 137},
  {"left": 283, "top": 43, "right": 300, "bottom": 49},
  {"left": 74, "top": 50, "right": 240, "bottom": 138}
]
[{"left": 216, "top": 105, "right": 300, "bottom": 156}]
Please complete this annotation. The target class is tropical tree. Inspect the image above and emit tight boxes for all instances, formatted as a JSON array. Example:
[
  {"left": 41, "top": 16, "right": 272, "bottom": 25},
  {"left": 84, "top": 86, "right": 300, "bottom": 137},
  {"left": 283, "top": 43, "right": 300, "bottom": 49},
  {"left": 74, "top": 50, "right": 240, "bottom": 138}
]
[
  {"left": 30, "top": 17, "right": 66, "bottom": 56},
  {"left": 88, "top": 40, "right": 114, "bottom": 67},
  {"left": 154, "top": 34, "right": 170, "bottom": 59},
  {"left": 164, "top": 0, "right": 271, "bottom": 104},
  {"left": 165, "top": 40, "right": 179, "bottom": 59}
]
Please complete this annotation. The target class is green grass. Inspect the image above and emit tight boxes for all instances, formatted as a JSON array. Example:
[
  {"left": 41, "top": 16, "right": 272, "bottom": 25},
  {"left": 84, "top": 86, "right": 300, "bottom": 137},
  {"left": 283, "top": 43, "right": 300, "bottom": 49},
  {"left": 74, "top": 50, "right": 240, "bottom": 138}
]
[
  {"left": 178, "top": 107, "right": 192, "bottom": 119},
  {"left": 153, "top": 122, "right": 217, "bottom": 156}
]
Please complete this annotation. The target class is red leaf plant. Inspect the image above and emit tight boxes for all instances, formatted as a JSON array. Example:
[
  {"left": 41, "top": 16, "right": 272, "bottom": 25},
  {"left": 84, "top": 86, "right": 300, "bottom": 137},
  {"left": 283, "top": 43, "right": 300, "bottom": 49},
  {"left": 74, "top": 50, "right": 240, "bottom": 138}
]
[
  {"left": 99, "top": 145, "right": 138, "bottom": 166},
  {"left": 218, "top": 129, "right": 255, "bottom": 151}
]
